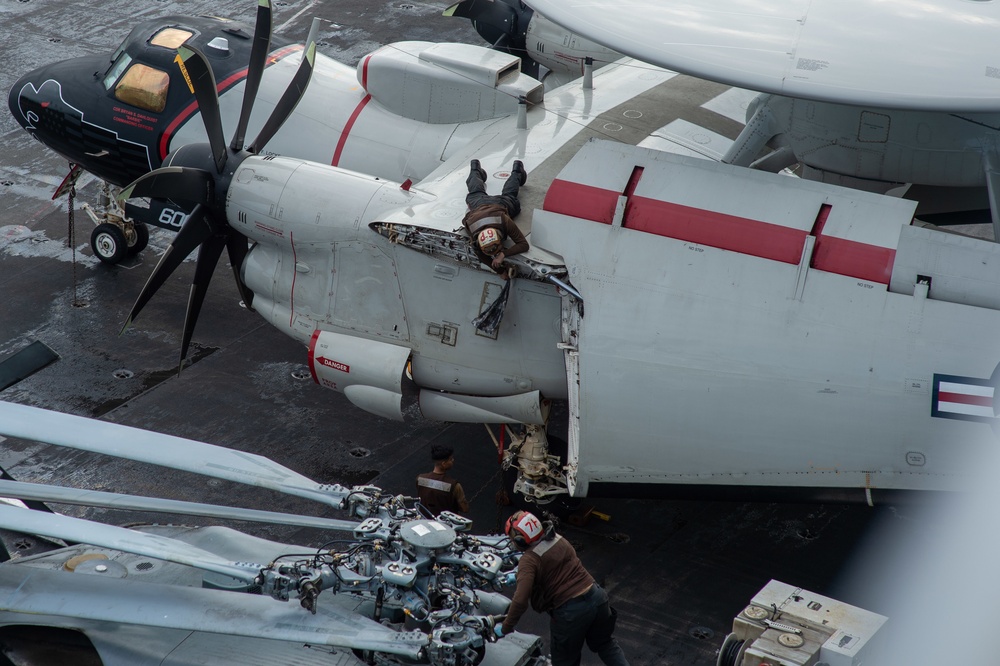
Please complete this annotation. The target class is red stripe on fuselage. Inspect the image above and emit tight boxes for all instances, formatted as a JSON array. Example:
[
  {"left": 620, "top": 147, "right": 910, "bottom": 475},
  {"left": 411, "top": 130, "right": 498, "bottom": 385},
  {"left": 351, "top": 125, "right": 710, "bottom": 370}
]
[
  {"left": 543, "top": 179, "right": 620, "bottom": 224},
  {"left": 308, "top": 328, "right": 321, "bottom": 384},
  {"left": 361, "top": 54, "right": 372, "bottom": 90},
  {"left": 158, "top": 45, "right": 302, "bottom": 161},
  {"left": 938, "top": 391, "right": 994, "bottom": 407},
  {"left": 544, "top": 179, "right": 896, "bottom": 281},
  {"left": 625, "top": 195, "right": 807, "bottom": 264},
  {"left": 332, "top": 94, "right": 372, "bottom": 167},
  {"left": 811, "top": 235, "right": 896, "bottom": 285}
]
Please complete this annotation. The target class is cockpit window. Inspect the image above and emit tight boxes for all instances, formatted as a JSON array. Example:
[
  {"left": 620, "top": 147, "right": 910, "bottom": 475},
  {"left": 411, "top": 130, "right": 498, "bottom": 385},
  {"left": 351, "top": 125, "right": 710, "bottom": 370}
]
[
  {"left": 151, "top": 28, "right": 192, "bottom": 49},
  {"left": 114, "top": 64, "right": 170, "bottom": 113},
  {"left": 102, "top": 52, "right": 133, "bottom": 90}
]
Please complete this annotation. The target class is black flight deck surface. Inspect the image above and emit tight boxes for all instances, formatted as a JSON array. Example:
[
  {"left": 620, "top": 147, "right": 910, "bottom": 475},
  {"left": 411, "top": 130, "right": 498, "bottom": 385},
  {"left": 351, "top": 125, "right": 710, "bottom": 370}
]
[{"left": 0, "top": 1, "right": 911, "bottom": 663}]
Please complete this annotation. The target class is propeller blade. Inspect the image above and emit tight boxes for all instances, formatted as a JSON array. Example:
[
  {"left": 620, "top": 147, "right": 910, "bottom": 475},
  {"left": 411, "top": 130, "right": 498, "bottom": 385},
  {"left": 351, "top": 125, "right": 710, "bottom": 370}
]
[
  {"left": 122, "top": 205, "right": 213, "bottom": 331},
  {"left": 0, "top": 401, "right": 344, "bottom": 507},
  {"left": 443, "top": 0, "right": 496, "bottom": 20},
  {"left": 226, "top": 231, "right": 255, "bottom": 310},
  {"left": 176, "top": 44, "right": 228, "bottom": 174},
  {"left": 0, "top": 479, "right": 359, "bottom": 531},
  {"left": 117, "top": 166, "right": 214, "bottom": 207},
  {"left": 444, "top": 0, "right": 518, "bottom": 45},
  {"left": 179, "top": 233, "right": 227, "bottom": 364},
  {"left": 0, "top": 504, "right": 259, "bottom": 581},
  {"left": 247, "top": 18, "right": 320, "bottom": 154},
  {"left": 231, "top": 0, "right": 273, "bottom": 152}
]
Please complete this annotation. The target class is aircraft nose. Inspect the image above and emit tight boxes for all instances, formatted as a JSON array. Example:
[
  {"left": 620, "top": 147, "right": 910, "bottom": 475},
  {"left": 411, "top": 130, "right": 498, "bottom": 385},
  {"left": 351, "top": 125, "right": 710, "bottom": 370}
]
[
  {"left": 8, "top": 70, "right": 38, "bottom": 133},
  {"left": 7, "top": 56, "right": 153, "bottom": 185},
  {"left": 8, "top": 56, "right": 106, "bottom": 135}
]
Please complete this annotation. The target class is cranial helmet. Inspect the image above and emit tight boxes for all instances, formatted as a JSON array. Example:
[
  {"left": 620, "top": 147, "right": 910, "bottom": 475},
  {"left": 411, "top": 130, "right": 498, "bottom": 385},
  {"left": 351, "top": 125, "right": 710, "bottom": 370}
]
[
  {"left": 477, "top": 228, "right": 502, "bottom": 255},
  {"left": 505, "top": 510, "right": 544, "bottom": 548}
]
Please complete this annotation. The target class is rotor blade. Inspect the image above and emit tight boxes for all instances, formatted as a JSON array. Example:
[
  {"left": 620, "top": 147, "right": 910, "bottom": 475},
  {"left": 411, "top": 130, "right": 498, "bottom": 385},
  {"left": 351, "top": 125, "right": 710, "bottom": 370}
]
[
  {"left": 0, "top": 504, "right": 258, "bottom": 581},
  {"left": 0, "top": 401, "right": 345, "bottom": 508},
  {"left": 247, "top": 18, "right": 320, "bottom": 154},
  {"left": 226, "top": 231, "right": 255, "bottom": 310},
  {"left": 176, "top": 44, "right": 228, "bottom": 173},
  {"left": 179, "top": 233, "right": 227, "bottom": 364},
  {"left": 0, "top": 566, "right": 426, "bottom": 657},
  {"left": 231, "top": 0, "right": 273, "bottom": 152},
  {"left": 0, "top": 479, "right": 359, "bottom": 531},
  {"left": 122, "top": 205, "right": 212, "bottom": 331},
  {"left": 117, "top": 166, "right": 214, "bottom": 207}
]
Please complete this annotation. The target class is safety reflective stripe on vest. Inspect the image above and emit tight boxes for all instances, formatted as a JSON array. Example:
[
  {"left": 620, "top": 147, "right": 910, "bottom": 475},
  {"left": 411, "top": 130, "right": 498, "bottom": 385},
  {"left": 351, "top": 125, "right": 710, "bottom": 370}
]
[
  {"left": 418, "top": 477, "right": 453, "bottom": 492},
  {"left": 467, "top": 216, "right": 503, "bottom": 236},
  {"left": 531, "top": 534, "right": 561, "bottom": 557}
]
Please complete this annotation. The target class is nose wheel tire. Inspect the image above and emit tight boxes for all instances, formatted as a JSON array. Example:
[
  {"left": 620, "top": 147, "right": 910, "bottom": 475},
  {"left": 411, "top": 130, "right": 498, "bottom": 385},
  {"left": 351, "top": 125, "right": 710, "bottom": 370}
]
[
  {"left": 91, "top": 223, "right": 128, "bottom": 264},
  {"left": 126, "top": 221, "right": 149, "bottom": 255}
]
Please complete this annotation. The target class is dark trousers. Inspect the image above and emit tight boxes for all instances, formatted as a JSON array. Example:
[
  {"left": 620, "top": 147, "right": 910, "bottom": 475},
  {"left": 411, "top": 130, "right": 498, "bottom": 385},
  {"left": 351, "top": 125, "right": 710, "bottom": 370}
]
[
  {"left": 466, "top": 170, "right": 522, "bottom": 218},
  {"left": 549, "top": 584, "right": 630, "bottom": 666}
]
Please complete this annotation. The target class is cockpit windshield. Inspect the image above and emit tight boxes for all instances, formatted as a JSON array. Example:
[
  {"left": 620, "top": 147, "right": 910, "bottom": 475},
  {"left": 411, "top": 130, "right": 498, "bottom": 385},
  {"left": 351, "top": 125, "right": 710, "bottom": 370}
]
[
  {"left": 101, "top": 26, "right": 192, "bottom": 113},
  {"left": 114, "top": 64, "right": 170, "bottom": 113},
  {"left": 102, "top": 52, "right": 132, "bottom": 91}
]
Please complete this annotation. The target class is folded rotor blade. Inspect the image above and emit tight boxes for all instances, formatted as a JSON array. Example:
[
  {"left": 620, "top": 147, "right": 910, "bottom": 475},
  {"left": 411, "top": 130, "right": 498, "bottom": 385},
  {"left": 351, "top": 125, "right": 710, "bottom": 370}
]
[
  {"left": 176, "top": 44, "right": 228, "bottom": 174},
  {"left": 121, "top": 204, "right": 212, "bottom": 331},
  {"left": 226, "top": 231, "right": 255, "bottom": 310},
  {"left": 117, "top": 166, "right": 214, "bottom": 207},
  {"left": 0, "top": 480, "right": 359, "bottom": 531},
  {"left": 247, "top": 18, "right": 320, "bottom": 154},
  {"left": 0, "top": 504, "right": 259, "bottom": 581},
  {"left": 1, "top": 566, "right": 426, "bottom": 657},
  {"left": 0, "top": 402, "right": 344, "bottom": 507},
  {"left": 231, "top": 0, "right": 273, "bottom": 152},
  {"left": 179, "top": 233, "right": 228, "bottom": 364}
]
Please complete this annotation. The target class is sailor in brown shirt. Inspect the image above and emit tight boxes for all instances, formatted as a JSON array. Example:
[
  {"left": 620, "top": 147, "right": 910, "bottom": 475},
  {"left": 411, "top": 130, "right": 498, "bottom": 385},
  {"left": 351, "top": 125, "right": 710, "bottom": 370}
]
[
  {"left": 462, "top": 159, "right": 529, "bottom": 277},
  {"left": 496, "top": 511, "right": 629, "bottom": 666},
  {"left": 415, "top": 444, "right": 470, "bottom": 515}
]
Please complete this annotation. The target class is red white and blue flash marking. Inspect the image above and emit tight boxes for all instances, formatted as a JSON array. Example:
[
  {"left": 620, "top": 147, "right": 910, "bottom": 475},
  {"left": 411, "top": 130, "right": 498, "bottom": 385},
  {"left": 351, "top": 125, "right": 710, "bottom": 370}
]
[{"left": 932, "top": 374, "right": 996, "bottom": 423}]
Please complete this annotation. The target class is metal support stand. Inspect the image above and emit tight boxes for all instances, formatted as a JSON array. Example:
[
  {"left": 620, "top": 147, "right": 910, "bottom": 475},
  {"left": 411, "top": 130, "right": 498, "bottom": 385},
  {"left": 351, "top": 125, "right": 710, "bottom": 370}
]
[{"left": 583, "top": 56, "right": 594, "bottom": 90}]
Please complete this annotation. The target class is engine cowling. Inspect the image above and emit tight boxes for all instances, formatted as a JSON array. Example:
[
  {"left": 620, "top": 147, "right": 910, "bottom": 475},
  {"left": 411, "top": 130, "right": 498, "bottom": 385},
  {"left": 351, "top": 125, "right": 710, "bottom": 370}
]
[
  {"left": 309, "top": 330, "right": 413, "bottom": 421},
  {"left": 358, "top": 41, "right": 543, "bottom": 123}
]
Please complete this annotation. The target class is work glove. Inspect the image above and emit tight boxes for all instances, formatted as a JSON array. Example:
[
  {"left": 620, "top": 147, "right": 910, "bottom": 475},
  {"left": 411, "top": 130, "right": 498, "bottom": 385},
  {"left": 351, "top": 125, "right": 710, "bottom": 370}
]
[
  {"left": 494, "top": 625, "right": 504, "bottom": 638},
  {"left": 500, "top": 572, "right": 517, "bottom": 586}
]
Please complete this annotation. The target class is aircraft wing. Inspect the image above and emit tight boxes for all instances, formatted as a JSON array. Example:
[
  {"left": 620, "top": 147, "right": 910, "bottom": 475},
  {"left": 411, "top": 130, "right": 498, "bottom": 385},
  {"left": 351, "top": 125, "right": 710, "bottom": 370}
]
[
  {"left": 527, "top": 0, "right": 1000, "bottom": 112},
  {"left": 410, "top": 55, "right": 675, "bottom": 200}
]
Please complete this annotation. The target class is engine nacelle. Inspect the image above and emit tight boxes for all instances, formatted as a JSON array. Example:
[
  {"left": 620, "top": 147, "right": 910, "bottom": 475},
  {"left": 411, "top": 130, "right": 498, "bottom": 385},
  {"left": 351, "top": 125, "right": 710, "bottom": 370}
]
[
  {"left": 418, "top": 389, "right": 545, "bottom": 425},
  {"left": 359, "top": 41, "right": 543, "bottom": 123},
  {"left": 228, "top": 156, "right": 434, "bottom": 247},
  {"left": 307, "top": 331, "right": 549, "bottom": 425},
  {"left": 309, "top": 330, "right": 413, "bottom": 421},
  {"left": 525, "top": 12, "right": 620, "bottom": 76}
]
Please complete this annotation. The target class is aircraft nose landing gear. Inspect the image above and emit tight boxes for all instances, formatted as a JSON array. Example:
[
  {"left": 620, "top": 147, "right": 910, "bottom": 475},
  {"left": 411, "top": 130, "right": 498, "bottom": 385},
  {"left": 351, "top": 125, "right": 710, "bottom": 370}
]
[{"left": 83, "top": 181, "right": 149, "bottom": 264}]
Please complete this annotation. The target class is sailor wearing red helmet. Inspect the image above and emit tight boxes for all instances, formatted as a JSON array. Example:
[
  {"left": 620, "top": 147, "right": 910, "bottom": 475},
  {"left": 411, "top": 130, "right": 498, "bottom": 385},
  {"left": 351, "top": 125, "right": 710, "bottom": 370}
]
[{"left": 497, "top": 510, "right": 630, "bottom": 666}]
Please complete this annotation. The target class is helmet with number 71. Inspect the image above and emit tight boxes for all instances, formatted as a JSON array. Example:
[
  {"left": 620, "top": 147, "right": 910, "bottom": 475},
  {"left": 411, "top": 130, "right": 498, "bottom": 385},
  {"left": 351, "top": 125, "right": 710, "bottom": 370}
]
[{"left": 505, "top": 510, "right": 544, "bottom": 548}]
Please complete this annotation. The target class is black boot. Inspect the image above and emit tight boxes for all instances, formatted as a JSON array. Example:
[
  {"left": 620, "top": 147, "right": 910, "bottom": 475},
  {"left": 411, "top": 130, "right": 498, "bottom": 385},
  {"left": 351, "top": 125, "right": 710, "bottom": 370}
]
[
  {"left": 512, "top": 160, "right": 527, "bottom": 186},
  {"left": 470, "top": 159, "right": 487, "bottom": 181}
]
